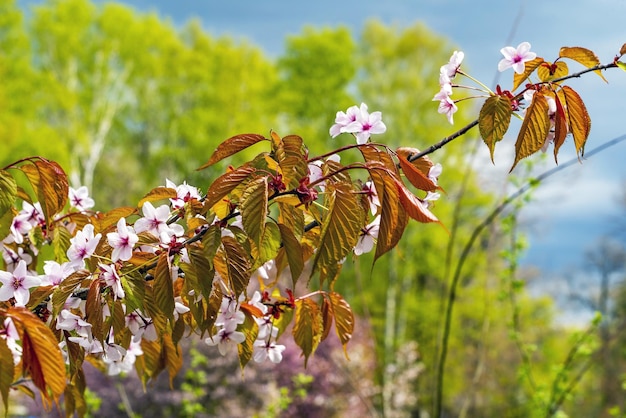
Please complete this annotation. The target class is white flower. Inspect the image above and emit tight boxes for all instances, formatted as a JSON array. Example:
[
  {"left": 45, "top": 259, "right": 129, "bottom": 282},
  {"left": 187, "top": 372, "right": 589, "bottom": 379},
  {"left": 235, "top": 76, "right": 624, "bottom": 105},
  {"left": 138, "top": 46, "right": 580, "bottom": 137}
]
[
  {"left": 498, "top": 42, "right": 537, "bottom": 74},
  {"left": 0, "top": 260, "right": 41, "bottom": 306},
  {"left": 354, "top": 215, "right": 381, "bottom": 256},
  {"left": 107, "top": 217, "right": 139, "bottom": 262},
  {"left": 253, "top": 340, "right": 286, "bottom": 364},
  {"left": 205, "top": 321, "right": 246, "bottom": 356},
  {"left": 69, "top": 186, "right": 95, "bottom": 212}
]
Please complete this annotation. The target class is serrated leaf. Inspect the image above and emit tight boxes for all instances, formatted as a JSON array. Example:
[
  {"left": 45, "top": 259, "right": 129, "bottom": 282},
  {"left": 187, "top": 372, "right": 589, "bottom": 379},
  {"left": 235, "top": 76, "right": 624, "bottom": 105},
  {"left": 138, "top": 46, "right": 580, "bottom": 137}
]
[
  {"left": 373, "top": 170, "right": 408, "bottom": 263},
  {"left": 537, "top": 61, "right": 569, "bottom": 82},
  {"left": 52, "top": 270, "right": 91, "bottom": 315},
  {"left": 138, "top": 187, "right": 177, "bottom": 209},
  {"left": 292, "top": 298, "right": 323, "bottom": 367},
  {"left": 240, "top": 176, "right": 268, "bottom": 249},
  {"left": 394, "top": 178, "right": 440, "bottom": 224},
  {"left": 552, "top": 93, "right": 569, "bottom": 163},
  {"left": 153, "top": 253, "right": 175, "bottom": 326},
  {"left": 51, "top": 225, "right": 71, "bottom": 263},
  {"left": 120, "top": 269, "right": 146, "bottom": 314},
  {"left": 161, "top": 334, "right": 182, "bottom": 389},
  {"left": 19, "top": 158, "right": 68, "bottom": 225},
  {"left": 560, "top": 85, "right": 591, "bottom": 159},
  {"left": 85, "top": 278, "right": 105, "bottom": 343},
  {"left": 7, "top": 307, "right": 66, "bottom": 407},
  {"left": 0, "top": 170, "right": 17, "bottom": 219},
  {"left": 221, "top": 236, "right": 251, "bottom": 297},
  {"left": 396, "top": 147, "right": 434, "bottom": 176},
  {"left": 513, "top": 57, "right": 544, "bottom": 91},
  {"left": 311, "top": 183, "right": 362, "bottom": 280},
  {"left": 186, "top": 246, "right": 215, "bottom": 301},
  {"left": 0, "top": 337, "right": 13, "bottom": 416},
  {"left": 277, "top": 223, "right": 304, "bottom": 283},
  {"left": 237, "top": 309, "right": 259, "bottom": 370},
  {"left": 204, "top": 165, "right": 256, "bottom": 210},
  {"left": 510, "top": 92, "right": 551, "bottom": 172},
  {"left": 397, "top": 153, "right": 438, "bottom": 192},
  {"left": 276, "top": 134, "right": 309, "bottom": 189},
  {"left": 197, "top": 133, "right": 267, "bottom": 170},
  {"left": 320, "top": 298, "right": 333, "bottom": 342},
  {"left": 255, "top": 221, "right": 281, "bottom": 269},
  {"left": 329, "top": 292, "right": 354, "bottom": 357},
  {"left": 478, "top": 95, "right": 513, "bottom": 162},
  {"left": 559, "top": 46, "right": 607, "bottom": 82}
]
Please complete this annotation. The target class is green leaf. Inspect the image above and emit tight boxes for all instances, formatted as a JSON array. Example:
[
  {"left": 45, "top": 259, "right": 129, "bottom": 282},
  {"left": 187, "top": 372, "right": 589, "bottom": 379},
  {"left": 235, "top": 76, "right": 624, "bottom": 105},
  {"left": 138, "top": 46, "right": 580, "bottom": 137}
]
[
  {"left": 513, "top": 57, "right": 544, "bottom": 91},
  {"left": 0, "top": 170, "right": 17, "bottom": 220},
  {"left": 197, "top": 133, "right": 267, "bottom": 169},
  {"left": 203, "top": 165, "right": 256, "bottom": 210},
  {"left": 186, "top": 246, "right": 215, "bottom": 300},
  {"left": 153, "top": 253, "right": 175, "bottom": 327},
  {"left": 221, "top": 236, "right": 251, "bottom": 297},
  {"left": 277, "top": 223, "right": 304, "bottom": 283},
  {"left": 559, "top": 46, "right": 607, "bottom": 82},
  {"left": 51, "top": 270, "right": 90, "bottom": 316},
  {"left": 237, "top": 309, "right": 259, "bottom": 370},
  {"left": 240, "top": 176, "right": 268, "bottom": 249},
  {"left": 161, "top": 334, "right": 182, "bottom": 389},
  {"left": 617, "top": 61, "right": 626, "bottom": 72},
  {"left": 275, "top": 134, "right": 309, "bottom": 189},
  {"left": 255, "top": 221, "right": 281, "bottom": 269},
  {"left": 329, "top": 292, "right": 354, "bottom": 357},
  {"left": 51, "top": 225, "right": 71, "bottom": 264},
  {"left": 560, "top": 85, "right": 591, "bottom": 159},
  {"left": 510, "top": 92, "right": 551, "bottom": 172},
  {"left": 292, "top": 298, "right": 323, "bottom": 367},
  {"left": 311, "top": 183, "right": 362, "bottom": 279},
  {"left": 119, "top": 269, "right": 146, "bottom": 314},
  {"left": 479, "top": 95, "right": 513, "bottom": 162}
]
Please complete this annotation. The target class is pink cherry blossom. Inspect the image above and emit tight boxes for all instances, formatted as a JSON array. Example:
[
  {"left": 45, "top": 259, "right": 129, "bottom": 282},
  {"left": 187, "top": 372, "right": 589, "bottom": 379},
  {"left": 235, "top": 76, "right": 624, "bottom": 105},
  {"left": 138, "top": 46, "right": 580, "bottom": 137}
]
[
  {"left": 362, "top": 181, "right": 380, "bottom": 216},
  {"left": 107, "top": 217, "right": 139, "bottom": 262},
  {"left": 56, "top": 309, "right": 92, "bottom": 337},
  {"left": 67, "top": 224, "right": 101, "bottom": 268},
  {"left": 205, "top": 320, "right": 246, "bottom": 356},
  {"left": 341, "top": 103, "right": 387, "bottom": 144},
  {"left": 165, "top": 179, "right": 201, "bottom": 209},
  {"left": 354, "top": 215, "right": 381, "bottom": 256},
  {"left": 437, "top": 96, "right": 458, "bottom": 125},
  {"left": 0, "top": 260, "right": 41, "bottom": 306},
  {"left": 41, "top": 260, "right": 73, "bottom": 286},
  {"left": 329, "top": 104, "right": 361, "bottom": 137},
  {"left": 253, "top": 340, "right": 286, "bottom": 364},
  {"left": 441, "top": 50, "right": 464, "bottom": 79},
  {"left": 498, "top": 42, "right": 537, "bottom": 74},
  {"left": 0, "top": 318, "right": 22, "bottom": 364},
  {"left": 69, "top": 186, "right": 95, "bottom": 212},
  {"left": 134, "top": 201, "right": 184, "bottom": 240},
  {"left": 99, "top": 263, "right": 125, "bottom": 300}
]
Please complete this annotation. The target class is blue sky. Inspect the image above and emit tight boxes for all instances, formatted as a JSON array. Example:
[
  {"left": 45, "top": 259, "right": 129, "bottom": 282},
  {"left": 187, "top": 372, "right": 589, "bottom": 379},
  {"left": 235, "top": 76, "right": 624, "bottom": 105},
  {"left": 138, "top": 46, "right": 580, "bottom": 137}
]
[{"left": 20, "top": 0, "right": 626, "bottom": 279}]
